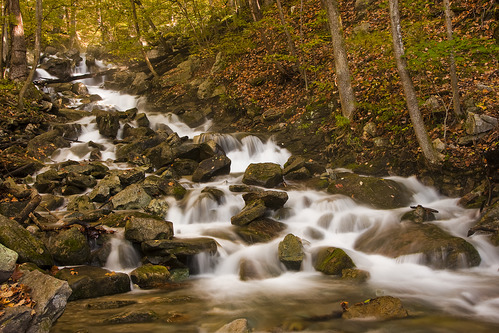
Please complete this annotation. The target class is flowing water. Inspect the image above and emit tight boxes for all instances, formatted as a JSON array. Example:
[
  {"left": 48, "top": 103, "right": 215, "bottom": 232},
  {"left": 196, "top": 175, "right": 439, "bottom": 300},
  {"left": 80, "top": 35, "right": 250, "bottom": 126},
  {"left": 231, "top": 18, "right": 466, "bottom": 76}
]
[{"left": 46, "top": 60, "right": 499, "bottom": 333}]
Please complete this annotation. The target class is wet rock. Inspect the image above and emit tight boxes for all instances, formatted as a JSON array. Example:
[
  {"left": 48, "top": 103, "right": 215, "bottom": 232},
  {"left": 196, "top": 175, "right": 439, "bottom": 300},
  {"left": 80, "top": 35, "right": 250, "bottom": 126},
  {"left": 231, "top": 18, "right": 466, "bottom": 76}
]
[
  {"left": 19, "top": 269, "right": 72, "bottom": 333},
  {"left": 34, "top": 169, "right": 62, "bottom": 193},
  {"left": 58, "top": 161, "right": 109, "bottom": 179},
  {"left": 342, "top": 296, "right": 408, "bottom": 320},
  {"left": 85, "top": 300, "right": 137, "bottom": 310},
  {"left": 117, "top": 168, "right": 146, "bottom": 187},
  {"left": 47, "top": 226, "right": 91, "bottom": 265},
  {"left": 283, "top": 155, "right": 325, "bottom": 178},
  {"left": 0, "top": 146, "right": 44, "bottom": 177},
  {"left": 143, "top": 176, "right": 186, "bottom": 200},
  {"left": 41, "top": 57, "right": 72, "bottom": 79},
  {"left": 55, "top": 265, "right": 131, "bottom": 300},
  {"left": 27, "top": 129, "right": 70, "bottom": 161},
  {"left": 72, "top": 82, "right": 89, "bottom": 95},
  {"left": 0, "top": 306, "right": 32, "bottom": 333},
  {"left": 0, "top": 243, "right": 18, "bottom": 283},
  {"left": 235, "top": 218, "right": 287, "bottom": 244},
  {"left": 0, "top": 200, "right": 28, "bottom": 218},
  {"left": 135, "top": 112, "right": 150, "bottom": 127},
  {"left": 111, "top": 183, "right": 152, "bottom": 210},
  {"left": 125, "top": 214, "right": 174, "bottom": 243},
  {"left": 192, "top": 155, "right": 231, "bottom": 182},
  {"left": 89, "top": 173, "right": 122, "bottom": 202},
  {"left": 468, "top": 201, "right": 499, "bottom": 245},
  {"left": 242, "top": 163, "right": 283, "bottom": 188},
  {"left": 95, "top": 111, "right": 121, "bottom": 139},
  {"left": 327, "top": 173, "right": 411, "bottom": 209},
  {"left": 278, "top": 234, "right": 304, "bottom": 271},
  {"left": 102, "top": 310, "right": 158, "bottom": 324},
  {"left": 231, "top": 199, "right": 267, "bottom": 226},
  {"left": 401, "top": 205, "right": 438, "bottom": 223},
  {"left": 144, "top": 141, "right": 175, "bottom": 169},
  {"left": 65, "top": 172, "right": 97, "bottom": 191},
  {"left": 141, "top": 237, "right": 218, "bottom": 257},
  {"left": 172, "top": 158, "right": 199, "bottom": 176},
  {"left": 130, "top": 72, "right": 150, "bottom": 95},
  {"left": 215, "top": 318, "right": 251, "bottom": 333},
  {"left": 145, "top": 199, "right": 170, "bottom": 217},
  {"left": 242, "top": 190, "right": 288, "bottom": 209},
  {"left": 341, "top": 268, "right": 370, "bottom": 282},
  {"left": 62, "top": 209, "right": 110, "bottom": 225},
  {"left": 130, "top": 264, "right": 171, "bottom": 289},
  {"left": 239, "top": 258, "right": 280, "bottom": 281},
  {"left": 355, "top": 222, "right": 481, "bottom": 269},
  {"left": 67, "top": 195, "right": 95, "bottom": 212},
  {"left": 0, "top": 214, "right": 53, "bottom": 267},
  {"left": 2, "top": 177, "right": 31, "bottom": 199},
  {"left": 313, "top": 247, "right": 356, "bottom": 275},
  {"left": 201, "top": 187, "right": 225, "bottom": 204},
  {"left": 122, "top": 124, "right": 155, "bottom": 141}
]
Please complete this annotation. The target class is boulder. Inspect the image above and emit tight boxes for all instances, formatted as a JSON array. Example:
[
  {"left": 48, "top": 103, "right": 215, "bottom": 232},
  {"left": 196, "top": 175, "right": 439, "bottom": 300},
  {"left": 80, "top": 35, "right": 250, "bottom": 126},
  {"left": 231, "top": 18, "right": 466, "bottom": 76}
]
[
  {"left": 34, "top": 169, "right": 63, "bottom": 193},
  {"left": 130, "top": 72, "right": 150, "bottom": 94},
  {"left": 95, "top": 111, "right": 121, "bottom": 139},
  {"left": 242, "top": 163, "right": 283, "bottom": 188},
  {"left": 145, "top": 199, "right": 170, "bottom": 218},
  {"left": 327, "top": 173, "right": 411, "bottom": 209},
  {"left": 242, "top": 190, "right": 288, "bottom": 209},
  {"left": 355, "top": 222, "right": 481, "bottom": 269},
  {"left": 71, "top": 82, "right": 89, "bottom": 95},
  {"left": 89, "top": 173, "right": 122, "bottom": 202},
  {"left": 215, "top": 318, "right": 251, "bottom": 333},
  {"left": 342, "top": 296, "right": 408, "bottom": 320},
  {"left": 468, "top": 200, "right": 499, "bottom": 245},
  {"left": 64, "top": 172, "right": 97, "bottom": 191},
  {"left": 27, "top": 130, "right": 70, "bottom": 161},
  {"left": 465, "top": 112, "right": 498, "bottom": 135},
  {"left": 39, "top": 194, "right": 64, "bottom": 211},
  {"left": 0, "top": 243, "right": 18, "bottom": 283},
  {"left": 47, "top": 227, "right": 91, "bottom": 265},
  {"left": 192, "top": 155, "right": 231, "bottom": 182},
  {"left": 0, "top": 306, "right": 32, "bottom": 333},
  {"left": 141, "top": 237, "right": 218, "bottom": 257},
  {"left": 54, "top": 265, "right": 131, "bottom": 300},
  {"left": 102, "top": 310, "right": 158, "bottom": 325},
  {"left": 117, "top": 168, "right": 146, "bottom": 187},
  {"left": 171, "top": 158, "right": 199, "bottom": 176},
  {"left": 111, "top": 183, "right": 152, "bottom": 210},
  {"left": 0, "top": 214, "right": 53, "bottom": 267},
  {"left": 41, "top": 57, "right": 72, "bottom": 79},
  {"left": 66, "top": 195, "right": 95, "bottom": 212},
  {"left": 125, "top": 215, "right": 174, "bottom": 243},
  {"left": 19, "top": 269, "right": 72, "bottom": 333},
  {"left": 278, "top": 234, "right": 304, "bottom": 271},
  {"left": 313, "top": 247, "right": 356, "bottom": 275},
  {"left": 341, "top": 268, "right": 370, "bottom": 282},
  {"left": 239, "top": 258, "right": 280, "bottom": 281},
  {"left": 231, "top": 199, "right": 267, "bottom": 226},
  {"left": 235, "top": 218, "right": 287, "bottom": 244},
  {"left": 130, "top": 264, "right": 171, "bottom": 289},
  {"left": 144, "top": 141, "right": 175, "bottom": 169}
]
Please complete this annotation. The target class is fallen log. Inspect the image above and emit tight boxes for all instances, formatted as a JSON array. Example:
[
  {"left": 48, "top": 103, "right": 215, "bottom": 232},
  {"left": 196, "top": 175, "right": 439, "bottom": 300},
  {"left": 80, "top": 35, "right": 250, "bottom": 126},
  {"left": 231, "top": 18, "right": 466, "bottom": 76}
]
[{"left": 34, "top": 68, "right": 118, "bottom": 85}]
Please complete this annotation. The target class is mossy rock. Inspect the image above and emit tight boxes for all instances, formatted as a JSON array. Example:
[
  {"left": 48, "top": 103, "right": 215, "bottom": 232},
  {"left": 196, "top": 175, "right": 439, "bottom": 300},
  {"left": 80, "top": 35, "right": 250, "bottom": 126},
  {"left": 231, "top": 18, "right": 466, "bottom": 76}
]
[
  {"left": 130, "top": 264, "right": 171, "bottom": 289},
  {"left": 278, "top": 234, "right": 304, "bottom": 271},
  {"left": 125, "top": 215, "right": 174, "bottom": 243},
  {"left": 313, "top": 247, "right": 355, "bottom": 275},
  {"left": 327, "top": 173, "right": 411, "bottom": 209},
  {"left": 342, "top": 296, "right": 408, "bottom": 320},
  {"left": 235, "top": 218, "right": 287, "bottom": 244},
  {"left": 242, "top": 163, "right": 283, "bottom": 188},
  {"left": 0, "top": 214, "right": 53, "bottom": 267},
  {"left": 48, "top": 227, "right": 91, "bottom": 265}
]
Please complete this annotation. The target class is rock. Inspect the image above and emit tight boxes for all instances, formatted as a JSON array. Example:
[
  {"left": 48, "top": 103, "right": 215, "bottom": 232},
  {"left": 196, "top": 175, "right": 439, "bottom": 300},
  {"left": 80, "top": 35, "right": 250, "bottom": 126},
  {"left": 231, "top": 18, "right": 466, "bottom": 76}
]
[
  {"left": 55, "top": 265, "right": 131, "bottom": 301},
  {"left": 0, "top": 243, "right": 18, "bottom": 283},
  {"left": 313, "top": 247, "right": 356, "bottom": 275},
  {"left": 235, "top": 218, "right": 287, "bottom": 244},
  {"left": 47, "top": 227, "right": 91, "bottom": 265},
  {"left": 39, "top": 194, "right": 64, "bottom": 211},
  {"left": 401, "top": 205, "right": 438, "bottom": 223},
  {"left": 362, "top": 122, "right": 377, "bottom": 138},
  {"left": 468, "top": 201, "right": 499, "bottom": 244},
  {"left": 231, "top": 199, "right": 267, "bottom": 226},
  {"left": 162, "top": 56, "right": 199, "bottom": 87},
  {"left": 355, "top": 222, "right": 481, "bottom": 269},
  {"left": 327, "top": 173, "right": 411, "bottom": 209},
  {"left": 145, "top": 199, "right": 170, "bottom": 218},
  {"left": 141, "top": 237, "right": 218, "bottom": 257},
  {"left": 342, "top": 296, "right": 408, "bottom": 320},
  {"left": 0, "top": 306, "right": 32, "bottom": 333},
  {"left": 117, "top": 168, "right": 146, "bottom": 187},
  {"left": 64, "top": 172, "right": 97, "bottom": 191},
  {"left": 27, "top": 130, "right": 70, "bottom": 160},
  {"left": 341, "top": 268, "right": 370, "bottom": 282},
  {"left": 130, "top": 264, "right": 171, "bottom": 289},
  {"left": 89, "top": 173, "right": 122, "bottom": 202},
  {"left": 141, "top": 175, "right": 171, "bottom": 197},
  {"left": 172, "top": 158, "right": 199, "bottom": 176},
  {"left": 143, "top": 141, "right": 175, "bottom": 169},
  {"left": 102, "top": 310, "right": 158, "bottom": 324},
  {"left": 111, "top": 183, "right": 152, "bottom": 210},
  {"left": 66, "top": 195, "right": 95, "bottom": 211},
  {"left": 156, "top": 177, "right": 187, "bottom": 200},
  {"left": 125, "top": 215, "right": 174, "bottom": 243},
  {"left": 0, "top": 214, "right": 53, "bottom": 267},
  {"left": 242, "top": 163, "right": 283, "bottom": 188},
  {"left": 278, "top": 234, "right": 304, "bottom": 271},
  {"left": 2, "top": 177, "right": 31, "bottom": 199},
  {"left": 41, "top": 57, "right": 72, "bottom": 79},
  {"left": 130, "top": 72, "right": 150, "bottom": 94},
  {"left": 465, "top": 112, "right": 498, "bottom": 135},
  {"left": 19, "top": 269, "right": 72, "bottom": 333},
  {"left": 285, "top": 166, "right": 311, "bottom": 180},
  {"left": 95, "top": 111, "right": 121, "bottom": 138},
  {"left": 192, "top": 155, "right": 231, "bottom": 182},
  {"left": 135, "top": 112, "right": 150, "bottom": 127},
  {"left": 34, "top": 169, "right": 62, "bottom": 193},
  {"left": 239, "top": 258, "right": 280, "bottom": 281},
  {"left": 215, "top": 318, "right": 251, "bottom": 333},
  {"left": 71, "top": 82, "right": 89, "bottom": 95},
  {"left": 242, "top": 190, "right": 288, "bottom": 209}
]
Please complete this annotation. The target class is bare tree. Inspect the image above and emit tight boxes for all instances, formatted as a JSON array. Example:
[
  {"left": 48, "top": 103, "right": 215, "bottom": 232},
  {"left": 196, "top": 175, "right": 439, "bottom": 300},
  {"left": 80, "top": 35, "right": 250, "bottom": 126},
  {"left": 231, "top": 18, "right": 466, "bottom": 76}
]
[
  {"left": 0, "top": 0, "right": 7, "bottom": 79},
  {"left": 130, "top": 0, "right": 159, "bottom": 79},
  {"left": 18, "top": 0, "right": 42, "bottom": 111},
  {"left": 8, "top": 0, "right": 27, "bottom": 81},
  {"left": 443, "top": 0, "right": 462, "bottom": 117},
  {"left": 389, "top": 0, "right": 441, "bottom": 165},
  {"left": 275, "top": 0, "right": 300, "bottom": 73},
  {"left": 323, "top": 0, "right": 356, "bottom": 121}
]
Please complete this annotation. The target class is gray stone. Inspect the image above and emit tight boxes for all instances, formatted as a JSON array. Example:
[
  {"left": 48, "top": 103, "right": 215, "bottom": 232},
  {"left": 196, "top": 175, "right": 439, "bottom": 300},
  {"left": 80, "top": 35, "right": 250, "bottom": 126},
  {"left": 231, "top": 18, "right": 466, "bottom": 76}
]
[
  {"left": 192, "top": 155, "right": 231, "bottom": 182},
  {"left": 111, "top": 183, "right": 152, "bottom": 210},
  {"left": 0, "top": 243, "right": 18, "bottom": 283},
  {"left": 342, "top": 296, "right": 408, "bottom": 320},
  {"left": 130, "top": 264, "right": 171, "bottom": 289},
  {"left": 142, "top": 237, "right": 218, "bottom": 257},
  {"left": 47, "top": 227, "right": 91, "bottom": 265},
  {"left": 89, "top": 173, "right": 122, "bottom": 202},
  {"left": 465, "top": 112, "right": 498, "bottom": 135},
  {"left": 125, "top": 215, "right": 174, "bottom": 243},
  {"left": 231, "top": 199, "right": 267, "bottom": 226},
  {"left": 278, "top": 234, "right": 304, "bottom": 271},
  {"left": 215, "top": 318, "right": 251, "bottom": 333},
  {"left": 242, "top": 163, "right": 283, "bottom": 188},
  {"left": 235, "top": 218, "right": 287, "bottom": 244}
]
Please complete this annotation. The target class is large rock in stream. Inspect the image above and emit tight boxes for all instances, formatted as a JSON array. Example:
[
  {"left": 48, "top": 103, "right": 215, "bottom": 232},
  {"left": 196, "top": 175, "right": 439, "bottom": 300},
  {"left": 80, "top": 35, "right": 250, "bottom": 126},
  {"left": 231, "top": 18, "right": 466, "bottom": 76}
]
[
  {"left": 468, "top": 200, "right": 499, "bottom": 245},
  {"left": 0, "top": 214, "right": 53, "bottom": 267},
  {"left": 0, "top": 243, "right": 18, "bottom": 283},
  {"left": 125, "top": 214, "right": 174, "bottom": 243},
  {"left": 327, "top": 173, "right": 411, "bottom": 209},
  {"left": 355, "top": 222, "right": 481, "bottom": 269},
  {"left": 313, "top": 247, "right": 356, "bottom": 275},
  {"left": 192, "top": 155, "right": 231, "bottom": 182},
  {"left": 278, "top": 234, "right": 304, "bottom": 271},
  {"left": 342, "top": 296, "right": 409, "bottom": 320},
  {"left": 242, "top": 163, "right": 283, "bottom": 188},
  {"left": 47, "top": 226, "right": 91, "bottom": 265}
]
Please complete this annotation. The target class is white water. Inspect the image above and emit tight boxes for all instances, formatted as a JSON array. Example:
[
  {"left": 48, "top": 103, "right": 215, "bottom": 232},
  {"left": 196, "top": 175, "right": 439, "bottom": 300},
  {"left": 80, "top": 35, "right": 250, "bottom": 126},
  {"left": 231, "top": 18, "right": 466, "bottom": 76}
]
[{"left": 49, "top": 56, "right": 499, "bottom": 329}]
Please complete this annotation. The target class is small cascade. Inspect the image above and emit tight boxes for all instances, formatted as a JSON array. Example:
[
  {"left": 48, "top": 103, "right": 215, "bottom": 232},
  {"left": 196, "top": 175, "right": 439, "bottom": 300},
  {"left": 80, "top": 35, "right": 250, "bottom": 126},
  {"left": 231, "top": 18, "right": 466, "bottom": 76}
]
[{"left": 104, "top": 232, "right": 141, "bottom": 273}]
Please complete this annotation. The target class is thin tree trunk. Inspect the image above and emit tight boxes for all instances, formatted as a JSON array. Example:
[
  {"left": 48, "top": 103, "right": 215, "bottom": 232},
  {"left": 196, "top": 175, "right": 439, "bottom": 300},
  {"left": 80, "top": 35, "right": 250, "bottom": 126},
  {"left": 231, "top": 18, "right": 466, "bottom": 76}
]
[
  {"left": 443, "top": 0, "right": 462, "bottom": 118},
  {"left": 130, "top": 0, "right": 159, "bottom": 79},
  {"left": 0, "top": 0, "right": 6, "bottom": 79},
  {"left": 275, "top": 0, "right": 300, "bottom": 73},
  {"left": 323, "top": 0, "right": 356, "bottom": 120},
  {"left": 8, "top": 0, "right": 27, "bottom": 81},
  {"left": 389, "top": 0, "right": 441, "bottom": 165},
  {"left": 18, "top": 0, "right": 41, "bottom": 111},
  {"left": 69, "top": 1, "right": 78, "bottom": 49},
  {"left": 135, "top": 0, "right": 171, "bottom": 52}
]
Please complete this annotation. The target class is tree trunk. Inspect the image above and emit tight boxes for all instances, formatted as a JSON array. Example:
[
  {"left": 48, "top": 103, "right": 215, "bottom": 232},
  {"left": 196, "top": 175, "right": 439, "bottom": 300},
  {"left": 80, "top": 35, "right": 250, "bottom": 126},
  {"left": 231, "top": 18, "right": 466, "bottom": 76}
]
[
  {"left": 323, "top": 0, "right": 356, "bottom": 121},
  {"left": 69, "top": 0, "right": 78, "bottom": 49},
  {"left": 389, "top": 0, "right": 441, "bottom": 165},
  {"left": 0, "top": 0, "right": 7, "bottom": 79},
  {"left": 275, "top": 0, "right": 300, "bottom": 73},
  {"left": 443, "top": 0, "right": 462, "bottom": 118},
  {"left": 18, "top": 0, "right": 41, "bottom": 111},
  {"left": 135, "top": 0, "right": 171, "bottom": 52},
  {"left": 8, "top": 0, "right": 27, "bottom": 81},
  {"left": 130, "top": 0, "right": 159, "bottom": 79}
]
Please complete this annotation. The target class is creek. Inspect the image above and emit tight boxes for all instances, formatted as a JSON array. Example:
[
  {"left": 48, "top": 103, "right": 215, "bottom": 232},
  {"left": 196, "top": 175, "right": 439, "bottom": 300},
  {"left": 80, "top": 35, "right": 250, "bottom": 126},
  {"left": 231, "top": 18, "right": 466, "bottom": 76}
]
[{"left": 42, "top": 59, "right": 499, "bottom": 333}]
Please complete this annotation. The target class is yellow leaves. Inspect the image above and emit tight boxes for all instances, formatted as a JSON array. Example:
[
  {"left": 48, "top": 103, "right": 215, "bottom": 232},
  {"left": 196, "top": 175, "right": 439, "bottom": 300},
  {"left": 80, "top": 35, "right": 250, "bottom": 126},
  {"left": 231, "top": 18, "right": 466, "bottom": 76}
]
[
  {"left": 105, "top": 272, "right": 117, "bottom": 277},
  {"left": 0, "top": 283, "right": 36, "bottom": 312},
  {"left": 70, "top": 268, "right": 79, "bottom": 276}
]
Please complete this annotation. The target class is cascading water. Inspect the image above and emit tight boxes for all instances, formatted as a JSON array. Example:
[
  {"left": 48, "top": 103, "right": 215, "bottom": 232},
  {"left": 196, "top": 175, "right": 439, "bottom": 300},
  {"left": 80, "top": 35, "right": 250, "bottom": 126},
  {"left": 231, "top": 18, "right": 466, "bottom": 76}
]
[{"left": 49, "top": 57, "right": 499, "bottom": 333}]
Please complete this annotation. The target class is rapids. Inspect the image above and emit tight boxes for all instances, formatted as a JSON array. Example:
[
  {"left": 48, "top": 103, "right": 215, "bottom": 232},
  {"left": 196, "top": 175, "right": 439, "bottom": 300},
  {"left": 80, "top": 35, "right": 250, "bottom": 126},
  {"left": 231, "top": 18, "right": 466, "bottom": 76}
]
[{"left": 46, "top": 59, "right": 499, "bottom": 333}]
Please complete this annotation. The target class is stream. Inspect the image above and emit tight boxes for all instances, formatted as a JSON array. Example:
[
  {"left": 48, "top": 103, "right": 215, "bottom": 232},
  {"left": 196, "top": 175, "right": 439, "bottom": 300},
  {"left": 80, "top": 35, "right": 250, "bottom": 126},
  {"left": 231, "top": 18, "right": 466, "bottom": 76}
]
[{"left": 39, "top": 59, "right": 499, "bottom": 332}]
